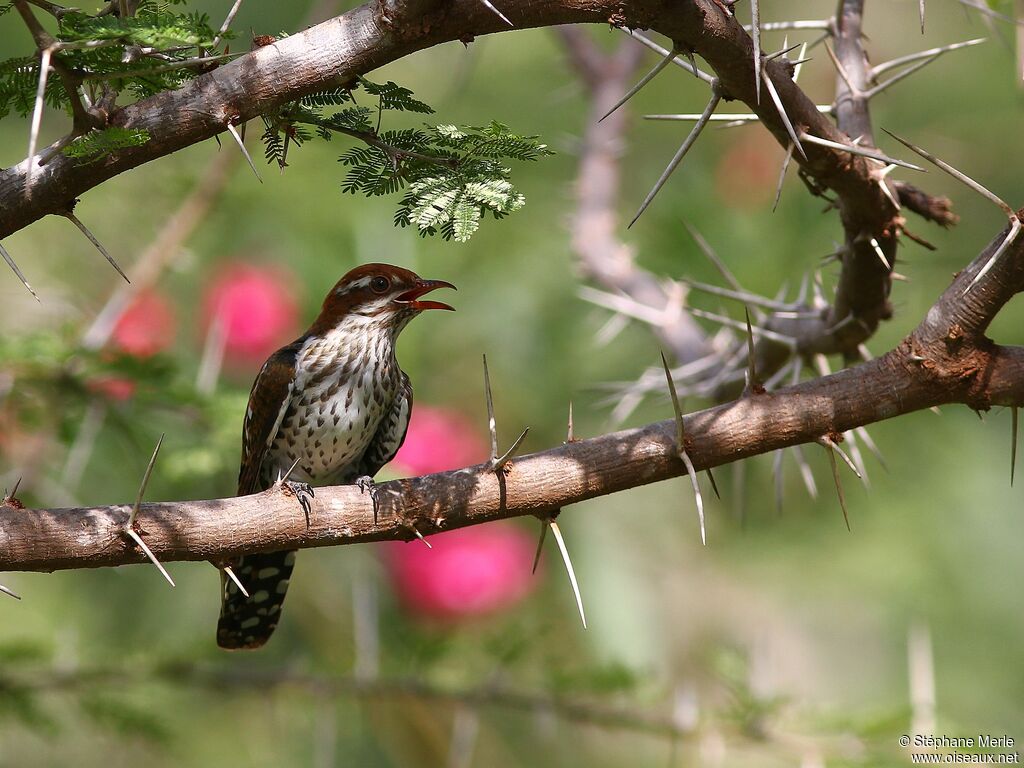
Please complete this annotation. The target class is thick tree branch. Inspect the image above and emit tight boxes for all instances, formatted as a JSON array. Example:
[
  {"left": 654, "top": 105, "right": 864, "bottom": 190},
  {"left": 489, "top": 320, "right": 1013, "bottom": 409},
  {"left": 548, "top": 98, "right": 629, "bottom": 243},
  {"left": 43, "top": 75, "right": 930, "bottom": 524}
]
[
  {"left": 1, "top": 0, "right": 910, "bottom": 258},
  {"left": 4, "top": 221, "right": 1023, "bottom": 573},
  {"left": 828, "top": 0, "right": 897, "bottom": 339}
]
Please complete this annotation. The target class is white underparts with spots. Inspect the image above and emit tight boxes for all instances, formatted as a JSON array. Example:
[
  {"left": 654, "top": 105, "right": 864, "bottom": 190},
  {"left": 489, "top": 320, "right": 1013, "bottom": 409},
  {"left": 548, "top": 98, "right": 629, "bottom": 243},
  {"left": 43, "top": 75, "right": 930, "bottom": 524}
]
[{"left": 263, "top": 319, "right": 404, "bottom": 487}]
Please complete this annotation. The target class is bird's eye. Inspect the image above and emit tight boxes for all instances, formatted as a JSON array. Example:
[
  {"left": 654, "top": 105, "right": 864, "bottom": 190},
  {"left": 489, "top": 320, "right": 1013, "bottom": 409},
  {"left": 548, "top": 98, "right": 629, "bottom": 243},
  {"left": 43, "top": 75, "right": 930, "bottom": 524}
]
[{"left": 370, "top": 276, "right": 390, "bottom": 294}]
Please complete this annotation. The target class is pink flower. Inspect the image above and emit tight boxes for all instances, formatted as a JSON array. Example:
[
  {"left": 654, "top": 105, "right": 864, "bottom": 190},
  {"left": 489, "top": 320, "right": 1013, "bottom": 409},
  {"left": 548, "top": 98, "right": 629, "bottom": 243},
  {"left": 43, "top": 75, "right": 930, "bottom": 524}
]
[
  {"left": 386, "top": 524, "right": 538, "bottom": 621},
  {"left": 201, "top": 263, "right": 300, "bottom": 364},
  {"left": 88, "top": 376, "right": 137, "bottom": 402},
  {"left": 111, "top": 290, "right": 176, "bottom": 358},
  {"left": 392, "top": 406, "right": 487, "bottom": 476},
  {"left": 91, "top": 290, "right": 177, "bottom": 401}
]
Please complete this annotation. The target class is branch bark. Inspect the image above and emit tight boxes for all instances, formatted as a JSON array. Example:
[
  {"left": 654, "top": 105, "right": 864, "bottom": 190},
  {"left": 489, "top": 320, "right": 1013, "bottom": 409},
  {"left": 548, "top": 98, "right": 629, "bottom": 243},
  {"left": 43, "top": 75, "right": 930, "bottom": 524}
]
[
  {"left": 0, "top": 0, "right": 908, "bottom": 256},
  {"left": 4, "top": 221, "right": 1023, "bottom": 573}
]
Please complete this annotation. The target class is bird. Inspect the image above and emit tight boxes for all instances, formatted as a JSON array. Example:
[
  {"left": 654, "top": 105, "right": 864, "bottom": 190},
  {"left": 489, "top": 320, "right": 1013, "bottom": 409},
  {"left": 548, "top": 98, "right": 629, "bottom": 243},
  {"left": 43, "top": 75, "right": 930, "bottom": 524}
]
[{"left": 217, "top": 263, "right": 455, "bottom": 650}]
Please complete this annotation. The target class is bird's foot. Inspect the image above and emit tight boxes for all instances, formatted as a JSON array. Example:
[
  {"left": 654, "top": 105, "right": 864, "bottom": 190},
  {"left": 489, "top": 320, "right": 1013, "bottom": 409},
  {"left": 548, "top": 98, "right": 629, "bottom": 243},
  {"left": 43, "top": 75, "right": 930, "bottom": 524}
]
[
  {"left": 280, "top": 480, "right": 315, "bottom": 526},
  {"left": 356, "top": 475, "right": 381, "bottom": 525}
]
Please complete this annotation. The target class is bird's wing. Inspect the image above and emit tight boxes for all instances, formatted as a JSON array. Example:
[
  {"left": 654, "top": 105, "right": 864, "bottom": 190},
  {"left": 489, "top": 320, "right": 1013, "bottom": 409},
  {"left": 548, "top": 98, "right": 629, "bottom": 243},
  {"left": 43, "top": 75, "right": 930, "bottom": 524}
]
[
  {"left": 357, "top": 371, "right": 413, "bottom": 478},
  {"left": 237, "top": 342, "right": 301, "bottom": 496}
]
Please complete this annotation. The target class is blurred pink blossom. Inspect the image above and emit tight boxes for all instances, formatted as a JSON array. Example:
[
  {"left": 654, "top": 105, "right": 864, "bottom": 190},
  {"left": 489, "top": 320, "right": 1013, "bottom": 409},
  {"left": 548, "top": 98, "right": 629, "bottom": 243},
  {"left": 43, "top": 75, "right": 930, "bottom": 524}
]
[
  {"left": 392, "top": 406, "right": 486, "bottom": 476},
  {"left": 201, "top": 263, "right": 300, "bottom": 364},
  {"left": 92, "top": 290, "right": 177, "bottom": 401},
  {"left": 386, "top": 524, "right": 538, "bottom": 621},
  {"left": 88, "top": 375, "right": 137, "bottom": 402},
  {"left": 111, "top": 290, "right": 176, "bottom": 358}
]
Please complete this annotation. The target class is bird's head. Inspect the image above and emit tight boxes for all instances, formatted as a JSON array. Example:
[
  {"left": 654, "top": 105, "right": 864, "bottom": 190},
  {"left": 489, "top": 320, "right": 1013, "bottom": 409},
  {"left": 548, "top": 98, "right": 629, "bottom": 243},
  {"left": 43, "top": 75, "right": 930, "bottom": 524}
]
[{"left": 313, "top": 263, "right": 456, "bottom": 335}]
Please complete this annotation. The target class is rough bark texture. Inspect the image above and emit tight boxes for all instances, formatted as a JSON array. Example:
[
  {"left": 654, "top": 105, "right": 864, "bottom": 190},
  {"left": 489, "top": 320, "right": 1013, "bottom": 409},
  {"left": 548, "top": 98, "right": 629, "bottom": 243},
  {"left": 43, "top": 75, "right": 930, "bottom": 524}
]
[
  {"left": 1, "top": 0, "right": 895, "bottom": 248},
  {"left": 3, "top": 224, "right": 1023, "bottom": 572},
  {"left": 1, "top": 0, "right": 1021, "bottom": 578}
]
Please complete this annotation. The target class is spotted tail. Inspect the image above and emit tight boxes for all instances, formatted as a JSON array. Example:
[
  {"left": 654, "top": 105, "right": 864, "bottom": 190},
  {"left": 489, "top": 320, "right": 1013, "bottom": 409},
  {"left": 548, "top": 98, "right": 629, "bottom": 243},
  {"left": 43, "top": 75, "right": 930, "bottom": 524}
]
[{"left": 217, "top": 550, "right": 296, "bottom": 650}]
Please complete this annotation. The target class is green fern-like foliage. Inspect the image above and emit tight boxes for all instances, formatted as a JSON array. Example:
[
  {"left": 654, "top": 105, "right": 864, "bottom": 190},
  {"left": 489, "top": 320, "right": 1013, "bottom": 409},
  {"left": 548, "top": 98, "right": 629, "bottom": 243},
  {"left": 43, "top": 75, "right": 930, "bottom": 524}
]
[
  {"left": 58, "top": 7, "right": 218, "bottom": 49},
  {"left": 0, "top": 0, "right": 225, "bottom": 118},
  {"left": 62, "top": 127, "right": 151, "bottom": 162},
  {"left": 0, "top": 0, "right": 551, "bottom": 243},
  {"left": 0, "top": 57, "right": 69, "bottom": 120},
  {"left": 262, "top": 80, "right": 552, "bottom": 242}
]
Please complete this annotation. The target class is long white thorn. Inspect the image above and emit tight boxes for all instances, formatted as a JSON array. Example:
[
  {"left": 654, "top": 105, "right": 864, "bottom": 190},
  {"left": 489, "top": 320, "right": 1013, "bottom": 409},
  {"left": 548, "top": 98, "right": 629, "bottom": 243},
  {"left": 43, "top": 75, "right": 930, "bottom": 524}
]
[
  {"left": 477, "top": 0, "right": 513, "bottom": 26},
  {"left": 125, "top": 528, "right": 176, "bottom": 587},
  {"left": 743, "top": 308, "right": 757, "bottom": 389},
  {"left": 855, "top": 426, "right": 888, "bottom": 472},
  {"left": 679, "top": 278, "right": 795, "bottom": 312},
  {"left": 600, "top": 46, "right": 678, "bottom": 123},
  {"left": 225, "top": 122, "right": 262, "bottom": 183},
  {"left": 743, "top": 20, "right": 831, "bottom": 32},
  {"left": 622, "top": 30, "right": 715, "bottom": 83},
  {"left": 0, "top": 241, "right": 40, "bottom": 301},
  {"left": 844, "top": 430, "right": 871, "bottom": 488},
  {"left": 483, "top": 354, "right": 498, "bottom": 460},
  {"left": 531, "top": 518, "right": 548, "bottom": 575},
  {"left": 578, "top": 286, "right": 666, "bottom": 326},
  {"left": 773, "top": 142, "right": 795, "bottom": 212},
  {"left": 684, "top": 222, "right": 744, "bottom": 291},
  {"left": 0, "top": 582, "right": 21, "bottom": 600},
  {"left": 26, "top": 46, "right": 52, "bottom": 186},
  {"left": 799, "top": 132, "right": 925, "bottom": 171},
  {"left": 773, "top": 449, "right": 785, "bottom": 515},
  {"left": 661, "top": 351, "right": 685, "bottom": 449},
  {"left": 688, "top": 307, "right": 798, "bottom": 347},
  {"left": 492, "top": 427, "right": 529, "bottom": 469},
  {"left": 223, "top": 565, "right": 250, "bottom": 598},
  {"left": 864, "top": 54, "right": 941, "bottom": 99},
  {"left": 919, "top": 0, "right": 926, "bottom": 33},
  {"left": 1011, "top": 407, "right": 1018, "bottom": 487},
  {"left": 123, "top": 433, "right": 173, "bottom": 585},
  {"left": 211, "top": 0, "right": 245, "bottom": 48},
  {"left": 792, "top": 444, "right": 819, "bottom": 499},
  {"left": 869, "top": 237, "right": 892, "bottom": 271},
  {"left": 65, "top": 211, "right": 130, "bottom": 283},
  {"left": 129, "top": 433, "right": 165, "bottom": 528},
  {"left": 793, "top": 42, "right": 809, "bottom": 83},
  {"left": 761, "top": 69, "right": 805, "bottom": 159},
  {"left": 819, "top": 436, "right": 863, "bottom": 479},
  {"left": 630, "top": 84, "right": 722, "bottom": 227},
  {"left": 872, "top": 38, "right": 986, "bottom": 78},
  {"left": 679, "top": 450, "right": 706, "bottom": 546},
  {"left": 964, "top": 218, "right": 1022, "bottom": 294},
  {"left": 765, "top": 39, "right": 798, "bottom": 61},
  {"left": 882, "top": 128, "right": 1014, "bottom": 215},
  {"left": 821, "top": 441, "right": 851, "bottom": 531},
  {"left": 751, "top": 0, "right": 761, "bottom": 103},
  {"left": 549, "top": 520, "right": 586, "bottom": 629}
]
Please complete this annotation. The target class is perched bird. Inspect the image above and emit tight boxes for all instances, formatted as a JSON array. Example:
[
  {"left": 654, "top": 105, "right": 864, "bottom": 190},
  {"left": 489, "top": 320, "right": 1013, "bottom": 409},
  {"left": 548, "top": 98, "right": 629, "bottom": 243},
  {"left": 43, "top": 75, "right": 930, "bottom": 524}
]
[{"left": 217, "top": 263, "right": 455, "bottom": 649}]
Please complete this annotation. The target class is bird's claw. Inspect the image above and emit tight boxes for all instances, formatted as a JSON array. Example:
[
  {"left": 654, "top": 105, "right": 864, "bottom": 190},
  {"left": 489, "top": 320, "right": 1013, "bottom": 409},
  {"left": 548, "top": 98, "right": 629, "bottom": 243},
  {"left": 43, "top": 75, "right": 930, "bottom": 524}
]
[
  {"left": 280, "top": 480, "right": 315, "bottom": 526},
  {"left": 356, "top": 475, "right": 381, "bottom": 525}
]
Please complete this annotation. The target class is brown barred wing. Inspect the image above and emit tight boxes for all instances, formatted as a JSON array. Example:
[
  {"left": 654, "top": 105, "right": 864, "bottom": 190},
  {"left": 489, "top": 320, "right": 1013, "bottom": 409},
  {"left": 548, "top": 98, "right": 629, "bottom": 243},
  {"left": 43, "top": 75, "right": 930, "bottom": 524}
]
[{"left": 220, "top": 341, "right": 301, "bottom": 650}]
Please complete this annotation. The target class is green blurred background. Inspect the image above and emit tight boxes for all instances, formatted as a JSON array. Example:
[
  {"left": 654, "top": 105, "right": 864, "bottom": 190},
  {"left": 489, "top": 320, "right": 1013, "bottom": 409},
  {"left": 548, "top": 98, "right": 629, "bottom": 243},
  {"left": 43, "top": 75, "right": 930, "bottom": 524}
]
[{"left": 1, "top": 1, "right": 1022, "bottom": 766}]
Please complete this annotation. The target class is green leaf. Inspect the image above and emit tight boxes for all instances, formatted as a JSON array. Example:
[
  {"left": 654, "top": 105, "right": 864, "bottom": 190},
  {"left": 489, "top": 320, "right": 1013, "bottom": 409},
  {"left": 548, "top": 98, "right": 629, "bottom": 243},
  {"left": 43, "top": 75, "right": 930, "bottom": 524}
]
[
  {"left": 359, "top": 78, "right": 434, "bottom": 114},
  {"left": 58, "top": 9, "right": 219, "bottom": 49},
  {"left": 254, "top": 79, "right": 550, "bottom": 241},
  {"left": 451, "top": 194, "right": 482, "bottom": 242},
  {"left": 62, "top": 127, "right": 151, "bottom": 162}
]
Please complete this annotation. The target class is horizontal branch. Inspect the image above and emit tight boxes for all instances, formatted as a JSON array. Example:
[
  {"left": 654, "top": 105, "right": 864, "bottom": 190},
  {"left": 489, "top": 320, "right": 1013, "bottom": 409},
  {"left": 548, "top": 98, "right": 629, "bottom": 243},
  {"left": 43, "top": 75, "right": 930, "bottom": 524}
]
[
  {"left": 1, "top": 0, "right": 901, "bottom": 247},
  {"left": 4, "top": 327, "right": 1022, "bottom": 573}
]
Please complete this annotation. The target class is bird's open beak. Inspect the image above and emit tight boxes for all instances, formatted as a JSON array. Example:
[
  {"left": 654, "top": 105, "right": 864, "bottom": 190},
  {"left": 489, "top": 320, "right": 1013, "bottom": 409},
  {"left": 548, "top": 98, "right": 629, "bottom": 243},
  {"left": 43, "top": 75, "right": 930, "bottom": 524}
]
[{"left": 395, "top": 279, "right": 456, "bottom": 311}]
